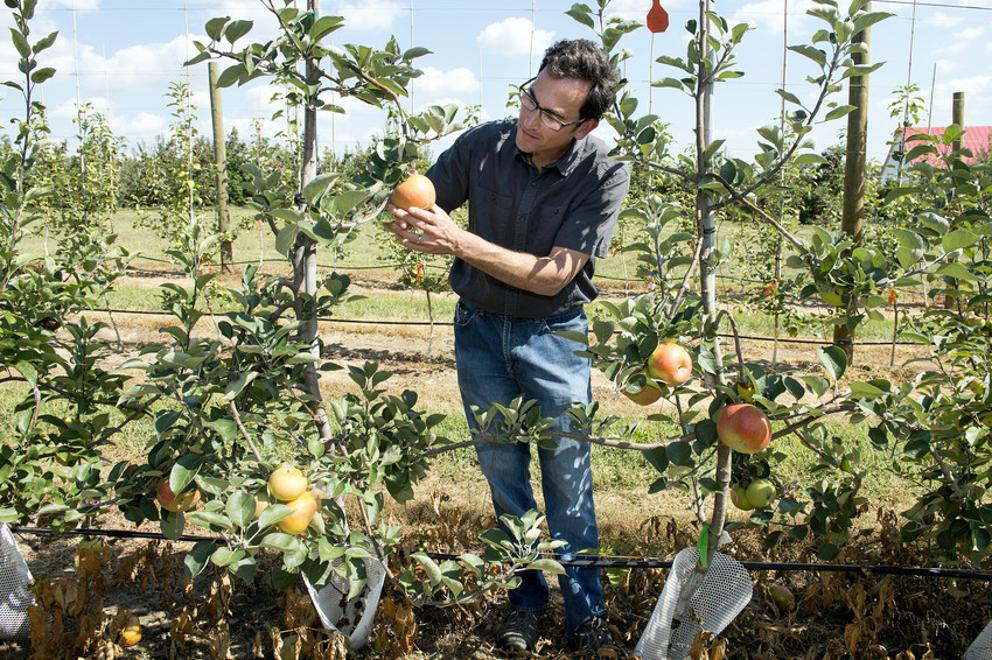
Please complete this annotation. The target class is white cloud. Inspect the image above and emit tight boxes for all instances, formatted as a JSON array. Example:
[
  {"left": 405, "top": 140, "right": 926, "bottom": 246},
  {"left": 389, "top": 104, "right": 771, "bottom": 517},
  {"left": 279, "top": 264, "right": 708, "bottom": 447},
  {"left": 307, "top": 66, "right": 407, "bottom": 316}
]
[
  {"left": 731, "top": 0, "right": 813, "bottom": 33},
  {"left": 476, "top": 17, "right": 554, "bottom": 58},
  {"left": 42, "top": 0, "right": 100, "bottom": 10},
  {"left": 340, "top": 0, "right": 404, "bottom": 31},
  {"left": 959, "top": 26, "right": 985, "bottom": 41},
  {"left": 40, "top": 34, "right": 206, "bottom": 91},
  {"left": 944, "top": 74, "right": 992, "bottom": 96},
  {"left": 111, "top": 111, "right": 166, "bottom": 139},
  {"left": 51, "top": 96, "right": 114, "bottom": 119},
  {"left": 411, "top": 66, "right": 480, "bottom": 102},
  {"left": 929, "top": 11, "right": 964, "bottom": 29},
  {"left": 936, "top": 58, "right": 956, "bottom": 74}
]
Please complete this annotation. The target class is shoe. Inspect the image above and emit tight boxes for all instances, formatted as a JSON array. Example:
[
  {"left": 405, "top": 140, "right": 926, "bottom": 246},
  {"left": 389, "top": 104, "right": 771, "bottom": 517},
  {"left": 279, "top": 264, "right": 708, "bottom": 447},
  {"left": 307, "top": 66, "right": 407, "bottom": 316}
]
[
  {"left": 566, "top": 617, "right": 617, "bottom": 655},
  {"left": 497, "top": 608, "right": 542, "bottom": 653}
]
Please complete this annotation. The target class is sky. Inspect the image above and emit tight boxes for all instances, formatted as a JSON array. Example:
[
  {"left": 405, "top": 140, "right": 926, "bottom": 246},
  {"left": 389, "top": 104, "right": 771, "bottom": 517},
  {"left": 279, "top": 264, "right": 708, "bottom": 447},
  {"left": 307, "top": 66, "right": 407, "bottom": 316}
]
[{"left": 1, "top": 0, "right": 991, "bottom": 166}]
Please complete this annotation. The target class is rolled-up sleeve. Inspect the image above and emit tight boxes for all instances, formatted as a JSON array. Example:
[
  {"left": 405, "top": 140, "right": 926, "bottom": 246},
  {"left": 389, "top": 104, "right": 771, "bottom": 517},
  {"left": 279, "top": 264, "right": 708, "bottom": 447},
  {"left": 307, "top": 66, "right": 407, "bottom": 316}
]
[{"left": 552, "top": 162, "right": 630, "bottom": 258}]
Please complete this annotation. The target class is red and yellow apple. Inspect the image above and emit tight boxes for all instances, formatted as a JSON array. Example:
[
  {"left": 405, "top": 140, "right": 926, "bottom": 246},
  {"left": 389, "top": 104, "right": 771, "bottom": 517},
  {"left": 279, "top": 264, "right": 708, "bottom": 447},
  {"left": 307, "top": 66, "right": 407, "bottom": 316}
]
[
  {"left": 156, "top": 480, "right": 201, "bottom": 513},
  {"left": 390, "top": 174, "right": 436, "bottom": 211},
  {"left": 278, "top": 490, "right": 319, "bottom": 535},
  {"left": 268, "top": 465, "right": 308, "bottom": 502},
  {"left": 716, "top": 403, "right": 771, "bottom": 454},
  {"left": 646, "top": 341, "right": 693, "bottom": 386},
  {"left": 622, "top": 383, "right": 663, "bottom": 406}
]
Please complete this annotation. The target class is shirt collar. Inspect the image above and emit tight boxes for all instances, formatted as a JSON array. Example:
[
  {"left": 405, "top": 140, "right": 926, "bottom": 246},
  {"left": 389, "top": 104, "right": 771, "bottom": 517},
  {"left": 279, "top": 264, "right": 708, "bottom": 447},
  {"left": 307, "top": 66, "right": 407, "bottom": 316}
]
[{"left": 511, "top": 123, "right": 585, "bottom": 176}]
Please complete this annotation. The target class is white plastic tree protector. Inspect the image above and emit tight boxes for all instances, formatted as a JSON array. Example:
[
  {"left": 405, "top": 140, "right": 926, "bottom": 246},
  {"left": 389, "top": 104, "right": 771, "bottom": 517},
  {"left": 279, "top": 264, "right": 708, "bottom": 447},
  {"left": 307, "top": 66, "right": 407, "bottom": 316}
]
[
  {"left": 964, "top": 618, "right": 992, "bottom": 660},
  {"left": 0, "top": 523, "right": 34, "bottom": 639},
  {"left": 304, "top": 556, "right": 386, "bottom": 650},
  {"left": 634, "top": 547, "right": 752, "bottom": 660}
]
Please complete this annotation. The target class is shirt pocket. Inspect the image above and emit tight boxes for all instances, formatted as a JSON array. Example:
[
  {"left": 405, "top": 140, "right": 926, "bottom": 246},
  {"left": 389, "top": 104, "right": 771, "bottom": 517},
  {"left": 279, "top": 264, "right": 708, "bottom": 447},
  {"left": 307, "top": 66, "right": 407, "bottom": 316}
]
[{"left": 469, "top": 184, "right": 516, "bottom": 245}]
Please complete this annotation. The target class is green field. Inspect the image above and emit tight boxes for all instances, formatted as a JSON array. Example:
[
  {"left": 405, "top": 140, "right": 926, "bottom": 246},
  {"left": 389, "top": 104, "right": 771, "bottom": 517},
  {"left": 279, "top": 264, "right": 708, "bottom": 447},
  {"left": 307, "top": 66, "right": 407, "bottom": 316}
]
[{"left": 26, "top": 208, "right": 905, "bottom": 343}]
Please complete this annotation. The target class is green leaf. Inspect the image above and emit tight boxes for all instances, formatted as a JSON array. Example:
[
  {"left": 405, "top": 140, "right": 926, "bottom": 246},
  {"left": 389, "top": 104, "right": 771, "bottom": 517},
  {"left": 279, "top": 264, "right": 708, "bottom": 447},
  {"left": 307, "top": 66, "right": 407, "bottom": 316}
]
[
  {"left": 788, "top": 45, "right": 826, "bottom": 67},
  {"left": 10, "top": 29, "right": 29, "bottom": 58},
  {"left": 184, "top": 540, "right": 215, "bottom": 579},
  {"left": 226, "top": 491, "right": 255, "bottom": 529},
  {"left": 203, "top": 418, "right": 238, "bottom": 442},
  {"left": 310, "top": 15, "right": 344, "bottom": 42},
  {"left": 216, "top": 64, "right": 245, "bottom": 88},
  {"left": 942, "top": 229, "right": 978, "bottom": 252},
  {"left": 525, "top": 559, "right": 565, "bottom": 574},
  {"left": 412, "top": 551, "right": 444, "bottom": 583},
  {"left": 169, "top": 453, "right": 203, "bottom": 495},
  {"left": 260, "top": 532, "right": 302, "bottom": 552},
  {"left": 210, "top": 547, "right": 245, "bottom": 567},
  {"left": 848, "top": 381, "right": 886, "bottom": 398},
  {"left": 30, "top": 67, "right": 55, "bottom": 84},
  {"left": 667, "top": 441, "right": 693, "bottom": 467},
  {"left": 402, "top": 46, "right": 431, "bottom": 60},
  {"left": 259, "top": 503, "right": 293, "bottom": 529},
  {"left": 818, "top": 345, "right": 847, "bottom": 382},
  {"left": 187, "top": 511, "right": 234, "bottom": 532},
  {"left": 801, "top": 375, "right": 830, "bottom": 398},
  {"left": 643, "top": 446, "right": 669, "bottom": 473},
  {"left": 566, "top": 7, "right": 595, "bottom": 30},
  {"left": 13, "top": 360, "right": 37, "bottom": 387},
  {"left": 824, "top": 105, "right": 856, "bottom": 121},
  {"left": 205, "top": 17, "right": 229, "bottom": 41},
  {"left": 161, "top": 511, "right": 185, "bottom": 540},
  {"left": 937, "top": 262, "right": 977, "bottom": 281},
  {"left": 224, "top": 371, "right": 257, "bottom": 401},
  {"left": 302, "top": 173, "right": 336, "bottom": 202},
  {"left": 32, "top": 31, "right": 57, "bottom": 53},
  {"left": 224, "top": 19, "right": 253, "bottom": 44},
  {"left": 794, "top": 153, "right": 827, "bottom": 166},
  {"left": 275, "top": 224, "right": 298, "bottom": 255}
]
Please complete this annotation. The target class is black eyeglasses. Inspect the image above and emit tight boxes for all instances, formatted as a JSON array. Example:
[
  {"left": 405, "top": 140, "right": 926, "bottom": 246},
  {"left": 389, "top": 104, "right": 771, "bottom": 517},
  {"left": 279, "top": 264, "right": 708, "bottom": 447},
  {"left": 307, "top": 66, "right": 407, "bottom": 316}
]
[{"left": 518, "top": 76, "right": 587, "bottom": 133}]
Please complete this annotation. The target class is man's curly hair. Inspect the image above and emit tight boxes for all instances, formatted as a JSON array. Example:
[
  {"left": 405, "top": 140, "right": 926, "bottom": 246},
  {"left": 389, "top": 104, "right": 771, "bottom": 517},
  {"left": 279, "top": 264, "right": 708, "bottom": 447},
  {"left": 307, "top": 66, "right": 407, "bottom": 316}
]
[{"left": 538, "top": 39, "right": 620, "bottom": 121}]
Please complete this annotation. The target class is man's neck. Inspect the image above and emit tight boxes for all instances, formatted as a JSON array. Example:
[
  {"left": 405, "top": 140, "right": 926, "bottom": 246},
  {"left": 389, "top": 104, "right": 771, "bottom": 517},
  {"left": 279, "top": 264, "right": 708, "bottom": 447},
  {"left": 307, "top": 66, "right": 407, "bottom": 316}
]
[{"left": 529, "top": 138, "right": 576, "bottom": 169}]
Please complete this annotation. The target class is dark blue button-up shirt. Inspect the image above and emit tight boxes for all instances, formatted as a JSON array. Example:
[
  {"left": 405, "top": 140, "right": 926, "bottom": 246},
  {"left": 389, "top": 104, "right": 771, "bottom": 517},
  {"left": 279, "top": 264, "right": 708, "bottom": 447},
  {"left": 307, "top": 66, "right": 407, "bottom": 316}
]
[{"left": 426, "top": 119, "right": 629, "bottom": 319}]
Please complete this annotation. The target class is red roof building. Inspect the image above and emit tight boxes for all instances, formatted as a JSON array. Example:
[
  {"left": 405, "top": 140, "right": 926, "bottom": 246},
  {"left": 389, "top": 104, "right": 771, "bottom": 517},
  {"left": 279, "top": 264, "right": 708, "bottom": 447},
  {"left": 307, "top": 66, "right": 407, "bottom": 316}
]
[{"left": 881, "top": 126, "right": 991, "bottom": 180}]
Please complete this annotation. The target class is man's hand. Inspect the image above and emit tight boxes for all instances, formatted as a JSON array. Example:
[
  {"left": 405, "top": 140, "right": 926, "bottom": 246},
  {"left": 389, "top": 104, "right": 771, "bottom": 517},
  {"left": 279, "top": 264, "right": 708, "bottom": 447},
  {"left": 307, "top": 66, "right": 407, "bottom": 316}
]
[
  {"left": 386, "top": 204, "right": 463, "bottom": 256},
  {"left": 385, "top": 200, "right": 588, "bottom": 297}
]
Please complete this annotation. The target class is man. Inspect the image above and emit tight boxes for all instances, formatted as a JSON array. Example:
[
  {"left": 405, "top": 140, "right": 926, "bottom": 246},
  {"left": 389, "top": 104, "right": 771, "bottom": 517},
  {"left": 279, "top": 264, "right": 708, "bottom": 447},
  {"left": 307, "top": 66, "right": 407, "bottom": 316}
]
[{"left": 387, "top": 39, "right": 629, "bottom": 653}]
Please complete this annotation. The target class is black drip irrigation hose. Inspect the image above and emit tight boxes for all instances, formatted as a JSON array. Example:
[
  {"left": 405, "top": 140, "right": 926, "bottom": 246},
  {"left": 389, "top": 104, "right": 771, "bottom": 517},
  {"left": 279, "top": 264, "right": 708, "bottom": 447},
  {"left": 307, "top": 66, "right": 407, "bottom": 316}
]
[
  {"left": 85, "top": 306, "right": 928, "bottom": 347},
  {"left": 11, "top": 526, "right": 992, "bottom": 581}
]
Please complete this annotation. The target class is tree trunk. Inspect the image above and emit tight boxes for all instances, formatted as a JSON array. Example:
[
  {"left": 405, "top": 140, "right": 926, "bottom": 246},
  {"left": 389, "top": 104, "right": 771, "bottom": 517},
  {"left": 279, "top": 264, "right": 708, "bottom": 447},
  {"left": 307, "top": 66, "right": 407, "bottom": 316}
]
[
  {"left": 208, "top": 62, "right": 232, "bottom": 270},
  {"left": 294, "top": 0, "right": 333, "bottom": 442},
  {"left": 694, "top": 0, "right": 731, "bottom": 567},
  {"left": 832, "top": 4, "right": 871, "bottom": 364}
]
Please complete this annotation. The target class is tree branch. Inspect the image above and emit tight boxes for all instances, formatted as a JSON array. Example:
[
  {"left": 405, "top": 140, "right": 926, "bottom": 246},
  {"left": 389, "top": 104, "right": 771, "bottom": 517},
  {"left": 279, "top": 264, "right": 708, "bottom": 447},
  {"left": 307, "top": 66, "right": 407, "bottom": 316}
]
[{"left": 229, "top": 400, "right": 265, "bottom": 463}]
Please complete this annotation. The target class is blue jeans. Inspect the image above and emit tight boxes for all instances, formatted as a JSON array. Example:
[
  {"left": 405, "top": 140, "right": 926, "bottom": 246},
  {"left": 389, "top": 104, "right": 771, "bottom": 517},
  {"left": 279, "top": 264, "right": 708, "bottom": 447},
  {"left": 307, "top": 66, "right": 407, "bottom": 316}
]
[{"left": 453, "top": 299, "right": 603, "bottom": 635}]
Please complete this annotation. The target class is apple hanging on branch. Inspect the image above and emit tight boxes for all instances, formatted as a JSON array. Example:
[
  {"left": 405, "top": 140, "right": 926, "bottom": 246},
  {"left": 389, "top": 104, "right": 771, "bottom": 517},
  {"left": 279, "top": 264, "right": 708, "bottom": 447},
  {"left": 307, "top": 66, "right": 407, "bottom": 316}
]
[{"left": 716, "top": 403, "right": 772, "bottom": 454}]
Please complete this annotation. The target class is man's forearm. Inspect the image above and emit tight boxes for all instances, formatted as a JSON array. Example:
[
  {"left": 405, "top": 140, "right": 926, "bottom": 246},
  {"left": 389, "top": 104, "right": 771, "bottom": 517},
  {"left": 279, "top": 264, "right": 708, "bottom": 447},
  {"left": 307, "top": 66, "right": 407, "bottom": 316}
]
[{"left": 455, "top": 229, "right": 577, "bottom": 297}]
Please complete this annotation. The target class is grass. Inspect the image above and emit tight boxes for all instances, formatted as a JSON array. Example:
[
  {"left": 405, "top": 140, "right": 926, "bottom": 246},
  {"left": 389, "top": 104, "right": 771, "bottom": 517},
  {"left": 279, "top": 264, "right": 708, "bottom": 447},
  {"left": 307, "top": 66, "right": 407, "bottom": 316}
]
[
  {"left": 23, "top": 206, "right": 811, "bottom": 280},
  {"left": 98, "top": 280, "right": 901, "bottom": 344},
  {"left": 40, "top": 208, "right": 907, "bottom": 343}
]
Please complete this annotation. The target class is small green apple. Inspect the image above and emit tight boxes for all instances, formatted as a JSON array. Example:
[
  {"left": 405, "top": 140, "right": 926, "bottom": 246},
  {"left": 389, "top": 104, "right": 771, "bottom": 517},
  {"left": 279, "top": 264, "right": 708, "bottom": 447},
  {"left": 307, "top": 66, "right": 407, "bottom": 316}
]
[
  {"left": 730, "top": 484, "right": 754, "bottom": 511},
  {"left": 745, "top": 478, "right": 777, "bottom": 509}
]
